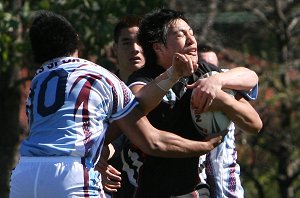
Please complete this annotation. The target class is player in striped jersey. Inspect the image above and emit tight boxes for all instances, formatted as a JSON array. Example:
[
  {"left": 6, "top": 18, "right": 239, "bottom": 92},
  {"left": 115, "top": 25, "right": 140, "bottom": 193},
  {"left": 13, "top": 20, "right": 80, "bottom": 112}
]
[{"left": 197, "top": 45, "right": 260, "bottom": 198}]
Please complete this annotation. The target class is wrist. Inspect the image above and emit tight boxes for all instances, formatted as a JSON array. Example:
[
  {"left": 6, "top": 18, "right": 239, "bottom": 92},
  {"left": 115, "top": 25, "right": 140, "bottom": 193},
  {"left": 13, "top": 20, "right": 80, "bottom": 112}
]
[
  {"left": 155, "top": 66, "right": 180, "bottom": 92},
  {"left": 166, "top": 66, "right": 181, "bottom": 80},
  {"left": 215, "top": 72, "right": 226, "bottom": 88}
]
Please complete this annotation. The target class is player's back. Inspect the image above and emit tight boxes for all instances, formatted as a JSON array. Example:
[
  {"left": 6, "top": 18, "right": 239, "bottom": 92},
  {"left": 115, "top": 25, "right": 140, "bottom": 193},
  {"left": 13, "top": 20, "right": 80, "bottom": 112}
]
[{"left": 21, "top": 57, "right": 130, "bottom": 162}]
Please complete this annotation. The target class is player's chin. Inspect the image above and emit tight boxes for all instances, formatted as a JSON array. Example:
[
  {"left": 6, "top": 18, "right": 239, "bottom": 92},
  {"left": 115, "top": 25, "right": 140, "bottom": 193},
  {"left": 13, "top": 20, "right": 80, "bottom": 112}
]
[{"left": 132, "top": 62, "right": 144, "bottom": 70}]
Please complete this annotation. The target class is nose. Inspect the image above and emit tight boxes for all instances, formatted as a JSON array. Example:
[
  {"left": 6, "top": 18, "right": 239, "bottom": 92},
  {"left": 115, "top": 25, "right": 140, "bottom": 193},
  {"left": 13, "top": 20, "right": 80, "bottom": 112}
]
[
  {"left": 186, "top": 34, "right": 196, "bottom": 45},
  {"left": 133, "top": 43, "right": 143, "bottom": 53}
]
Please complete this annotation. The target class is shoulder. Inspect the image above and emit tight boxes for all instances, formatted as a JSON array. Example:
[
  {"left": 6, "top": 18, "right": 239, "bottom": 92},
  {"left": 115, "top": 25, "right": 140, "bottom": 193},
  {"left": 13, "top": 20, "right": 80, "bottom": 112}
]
[
  {"left": 196, "top": 61, "right": 221, "bottom": 76},
  {"left": 127, "top": 64, "right": 163, "bottom": 85}
]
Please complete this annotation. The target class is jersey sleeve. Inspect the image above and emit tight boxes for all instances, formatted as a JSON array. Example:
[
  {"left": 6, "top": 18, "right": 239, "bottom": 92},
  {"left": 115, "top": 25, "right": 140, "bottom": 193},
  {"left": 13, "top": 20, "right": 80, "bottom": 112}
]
[
  {"left": 238, "top": 84, "right": 258, "bottom": 100},
  {"left": 108, "top": 77, "right": 139, "bottom": 122}
]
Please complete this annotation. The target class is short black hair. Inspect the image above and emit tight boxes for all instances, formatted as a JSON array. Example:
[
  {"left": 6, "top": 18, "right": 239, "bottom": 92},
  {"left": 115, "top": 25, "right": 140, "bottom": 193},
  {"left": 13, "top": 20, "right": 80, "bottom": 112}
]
[
  {"left": 197, "top": 44, "right": 215, "bottom": 53},
  {"left": 137, "top": 8, "right": 188, "bottom": 66},
  {"left": 29, "top": 10, "right": 79, "bottom": 64},
  {"left": 114, "top": 15, "right": 142, "bottom": 43}
]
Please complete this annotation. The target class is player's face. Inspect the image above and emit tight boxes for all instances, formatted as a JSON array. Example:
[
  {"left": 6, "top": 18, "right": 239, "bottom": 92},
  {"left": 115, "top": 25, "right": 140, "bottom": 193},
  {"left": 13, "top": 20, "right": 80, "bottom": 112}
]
[
  {"left": 115, "top": 26, "right": 145, "bottom": 74},
  {"left": 160, "top": 19, "right": 198, "bottom": 68},
  {"left": 199, "top": 51, "right": 219, "bottom": 66}
]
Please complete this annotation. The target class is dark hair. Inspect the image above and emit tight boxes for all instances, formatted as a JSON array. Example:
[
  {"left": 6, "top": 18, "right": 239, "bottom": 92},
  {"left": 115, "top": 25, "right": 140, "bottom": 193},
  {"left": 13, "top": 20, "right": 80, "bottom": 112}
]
[
  {"left": 137, "top": 8, "right": 188, "bottom": 66},
  {"left": 197, "top": 44, "right": 215, "bottom": 53},
  {"left": 29, "top": 10, "right": 79, "bottom": 64},
  {"left": 114, "top": 15, "right": 142, "bottom": 43}
]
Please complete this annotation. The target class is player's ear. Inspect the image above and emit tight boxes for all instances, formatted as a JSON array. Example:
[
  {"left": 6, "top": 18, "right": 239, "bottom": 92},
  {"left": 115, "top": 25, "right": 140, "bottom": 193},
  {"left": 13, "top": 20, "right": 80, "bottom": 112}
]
[
  {"left": 153, "top": 43, "right": 164, "bottom": 54},
  {"left": 112, "top": 43, "right": 118, "bottom": 57},
  {"left": 112, "top": 43, "right": 120, "bottom": 65}
]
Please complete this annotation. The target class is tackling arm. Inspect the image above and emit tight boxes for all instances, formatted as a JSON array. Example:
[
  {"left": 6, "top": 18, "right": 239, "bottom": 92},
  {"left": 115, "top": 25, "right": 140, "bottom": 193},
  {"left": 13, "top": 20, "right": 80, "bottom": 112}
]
[
  {"left": 210, "top": 90, "right": 263, "bottom": 134},
  {"left": 216, "top": 67, "right": 258, "bottom": 91},
  {"left": 133, "top": 53, "right": 196, "bottom": 115},
  {"left": 115, "top": 107, "right": 222, "bottom": 158},
  {"left": 188, "top": 67, "right": 259, "bottom": 112}
]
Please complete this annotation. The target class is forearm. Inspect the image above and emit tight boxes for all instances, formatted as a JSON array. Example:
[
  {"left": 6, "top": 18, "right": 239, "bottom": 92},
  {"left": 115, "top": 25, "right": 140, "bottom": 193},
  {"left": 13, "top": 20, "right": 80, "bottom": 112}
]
[
  {"left": 215, "top": 92, "right": 262, "bottom": 134},
  {"left": 116, "top": 108, "right": 221, "bottom": 158},
  {"left": 218, "top": 67, "right": 258, "bottom": 91},
  {"left": 148, "top": 130, "right": 221, "bottom": 158},
  {"left": 132, "top": 66, "right": 180, "bottom": 114}
]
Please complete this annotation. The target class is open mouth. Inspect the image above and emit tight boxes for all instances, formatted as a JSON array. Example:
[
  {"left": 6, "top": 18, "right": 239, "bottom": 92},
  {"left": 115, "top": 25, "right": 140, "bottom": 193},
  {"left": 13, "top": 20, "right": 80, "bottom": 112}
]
[
  {"left": 130, "top": 56, "right": 142, "bottom": 62},
  {"left": 184, "top": 47, "right": 197, "bottom": 56}
]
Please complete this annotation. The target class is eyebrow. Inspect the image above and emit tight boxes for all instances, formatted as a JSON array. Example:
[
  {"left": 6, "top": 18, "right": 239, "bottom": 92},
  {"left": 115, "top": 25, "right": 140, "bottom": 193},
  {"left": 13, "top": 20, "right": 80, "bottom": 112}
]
[
  {"left": 119, "top": 37, "right": 134, "bottom": 42},
  {"left": 172, "top": 26, "right": 192, "bottom": 33}
]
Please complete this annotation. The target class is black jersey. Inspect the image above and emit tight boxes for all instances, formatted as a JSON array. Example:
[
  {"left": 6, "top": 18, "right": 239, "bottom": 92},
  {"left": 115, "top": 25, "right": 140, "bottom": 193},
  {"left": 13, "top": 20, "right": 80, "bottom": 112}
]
[{"left": 126, "top": 62, "right": 220, "bottom": 197}]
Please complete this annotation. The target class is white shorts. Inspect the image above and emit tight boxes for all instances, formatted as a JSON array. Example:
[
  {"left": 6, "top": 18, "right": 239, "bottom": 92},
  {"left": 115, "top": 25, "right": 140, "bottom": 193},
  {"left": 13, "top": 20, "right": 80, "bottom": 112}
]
[{"left": 10, "top": 156, "right": 106, "bottom": 198}]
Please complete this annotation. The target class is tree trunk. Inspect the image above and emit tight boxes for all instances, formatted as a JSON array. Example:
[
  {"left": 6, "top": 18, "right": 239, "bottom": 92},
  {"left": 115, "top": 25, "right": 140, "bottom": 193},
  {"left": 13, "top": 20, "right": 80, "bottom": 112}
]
[{"left": 0, "top": 71, "right": 21, "bottom": 198}]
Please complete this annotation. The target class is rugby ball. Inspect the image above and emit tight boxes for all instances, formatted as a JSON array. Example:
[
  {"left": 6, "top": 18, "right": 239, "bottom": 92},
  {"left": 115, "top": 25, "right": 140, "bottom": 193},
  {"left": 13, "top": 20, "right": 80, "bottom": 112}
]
[{"left": 190, "top": 71, "right": 235, "bottom": 137}]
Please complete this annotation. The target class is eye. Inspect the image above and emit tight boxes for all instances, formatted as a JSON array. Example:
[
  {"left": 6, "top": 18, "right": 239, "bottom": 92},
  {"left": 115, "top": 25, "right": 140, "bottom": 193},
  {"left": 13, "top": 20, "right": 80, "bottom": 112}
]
[
  {"left": 122, "top": 41, "right": 131, "bottom": 45},
  {"left": 177, "top": 31, "right": 185, "bottom": 37},
  {"left": 189, "top": 29, "right": 194, "bottom": 36},
  {"left": 120, "top": 38, "right": 134, "bottom": 46}
]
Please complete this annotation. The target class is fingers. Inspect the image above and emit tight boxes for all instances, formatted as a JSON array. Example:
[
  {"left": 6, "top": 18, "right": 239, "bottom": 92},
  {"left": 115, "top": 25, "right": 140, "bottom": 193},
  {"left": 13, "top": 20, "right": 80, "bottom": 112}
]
[
  {"left": 193, "top": 63, "right": 199, "bottom": 73},
  {"left": 101, "top": 165, "right": 122, "bottom": 192},
  {"left": 200, "top": 135, "right": 223, "bottom": 154},
  {"left": 219, "top": 129, "right": 229, "bottom": 138},
  {"left": 104, "top": 185, "right": 118, "bottom": 192},
  {"left": 183, "top": 54, "right": 194, "bottom": 73},
  {"left": 174, "top": 53, "right": 189, "bottom": 63},
  {"left": 202, "top": 96, "right": 213, "bottom": 112},
  {"left": 189, "top": 76, "right": 220, "bottom": 113},
  {"left": 106, "top": 165, "right": 122, "bottom": 180},
  {"left": 209, "top": 135, "right": 223, "bottom": 147},
  {"left": 185, "top": 54, "right": 196, "bottom": 74},
  {"left": 172, "top": 53, "right": 195, "bottom": 77},
  {"left": 103, "top": 179, "right": 121, "bottom": 192},
  {"left": 191, "top": 85, "right": 214, "bottom": 112},
  {"left": 186, "top": 81, "right": 198, "bottom": 89}
]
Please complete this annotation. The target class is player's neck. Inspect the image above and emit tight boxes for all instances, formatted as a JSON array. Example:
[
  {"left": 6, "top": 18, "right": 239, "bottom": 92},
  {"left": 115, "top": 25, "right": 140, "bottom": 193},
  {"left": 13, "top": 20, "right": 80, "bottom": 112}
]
[
  {"left": 118, "top": 69, "right": 132, "bottom": 82},
  {"left": 71, "top": 50, "right": 79, "bottom": 58}
]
